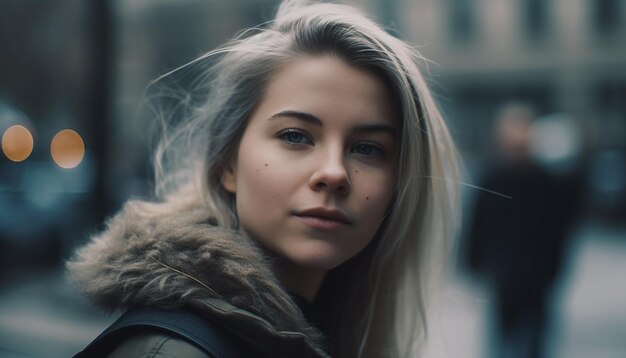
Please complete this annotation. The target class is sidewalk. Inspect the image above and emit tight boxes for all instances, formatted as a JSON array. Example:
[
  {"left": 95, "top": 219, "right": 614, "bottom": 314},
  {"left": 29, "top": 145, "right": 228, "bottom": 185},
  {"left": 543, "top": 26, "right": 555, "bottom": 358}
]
[
  {"left": 429, "top": 221, "right": 626, "bottom": 358},
  {"left": 557, "top": 223, "right": 626, "bottom": 358},
  {"left": 0, "top": 270, "right": 115, "bottom": 358}
]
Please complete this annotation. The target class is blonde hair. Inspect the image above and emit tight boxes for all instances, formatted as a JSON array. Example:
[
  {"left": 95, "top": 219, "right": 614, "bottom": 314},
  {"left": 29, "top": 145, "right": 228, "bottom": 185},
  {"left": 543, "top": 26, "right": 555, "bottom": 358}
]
[{"left": 150, "top": 1, "right": 460, "bottom": 356}]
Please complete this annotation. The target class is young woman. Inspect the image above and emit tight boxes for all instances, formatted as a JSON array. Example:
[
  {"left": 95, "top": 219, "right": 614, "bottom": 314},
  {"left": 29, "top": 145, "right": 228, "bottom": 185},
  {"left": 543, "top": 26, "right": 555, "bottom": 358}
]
[{"left": 69, "top": 1, "right": 460, "bottom": 357}]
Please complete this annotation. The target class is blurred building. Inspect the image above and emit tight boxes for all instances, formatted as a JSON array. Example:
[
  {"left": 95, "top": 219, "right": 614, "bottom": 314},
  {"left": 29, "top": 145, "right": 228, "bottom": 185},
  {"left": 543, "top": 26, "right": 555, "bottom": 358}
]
[
  {"left": 396, "top": 0, "right": 626, "bottom": 219},
  {"left": 399, "top": 0, "right": 625, "bottom": 151}
]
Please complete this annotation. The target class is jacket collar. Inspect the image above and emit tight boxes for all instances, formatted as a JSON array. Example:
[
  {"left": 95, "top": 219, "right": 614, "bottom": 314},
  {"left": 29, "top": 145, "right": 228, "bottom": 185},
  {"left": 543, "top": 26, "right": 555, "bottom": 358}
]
[{"left": 67, "top": 198, "right": 328, "bottom": 357}]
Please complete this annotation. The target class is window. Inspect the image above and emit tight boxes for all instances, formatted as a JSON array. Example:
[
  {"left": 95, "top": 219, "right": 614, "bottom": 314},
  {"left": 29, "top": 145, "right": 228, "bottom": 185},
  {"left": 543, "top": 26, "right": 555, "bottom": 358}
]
[
  {"left": 592, "top": 0, "right": 620, "bottom": 36},
  {"left": 448, "top": 0, "right": 475, "bottom": 43},
  {"left": 524, "top": 0, "right": 549, "bottom": 39}
]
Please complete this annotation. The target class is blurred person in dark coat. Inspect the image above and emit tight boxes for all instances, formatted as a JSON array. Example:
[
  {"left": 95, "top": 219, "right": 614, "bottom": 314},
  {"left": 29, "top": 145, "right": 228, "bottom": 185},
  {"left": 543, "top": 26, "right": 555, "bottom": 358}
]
[{"left": 467, "top": 104, "right": 578, "bottom": 358}]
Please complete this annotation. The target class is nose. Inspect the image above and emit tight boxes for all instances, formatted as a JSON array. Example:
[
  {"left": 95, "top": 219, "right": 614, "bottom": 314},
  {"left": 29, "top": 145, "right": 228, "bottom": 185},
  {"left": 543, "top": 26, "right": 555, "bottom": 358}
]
[{"left": 308, "top": 150, "right": 351, "bottom": 194}]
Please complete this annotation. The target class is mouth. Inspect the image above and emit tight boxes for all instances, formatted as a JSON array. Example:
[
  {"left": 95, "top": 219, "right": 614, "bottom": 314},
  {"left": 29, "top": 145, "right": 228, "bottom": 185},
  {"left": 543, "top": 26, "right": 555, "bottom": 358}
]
[{"left": 292, "top": 207, "right": 353, "bottom": 230}]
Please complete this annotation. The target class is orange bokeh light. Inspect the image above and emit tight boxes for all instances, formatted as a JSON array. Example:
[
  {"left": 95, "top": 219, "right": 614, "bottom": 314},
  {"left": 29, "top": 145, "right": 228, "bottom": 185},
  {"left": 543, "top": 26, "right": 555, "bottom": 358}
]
[
  {"left": 51, "top": 129, "right": 85, "bottom": 169},
  {"left": 2, "top": 125, "right": 34, "bottom": 162}
]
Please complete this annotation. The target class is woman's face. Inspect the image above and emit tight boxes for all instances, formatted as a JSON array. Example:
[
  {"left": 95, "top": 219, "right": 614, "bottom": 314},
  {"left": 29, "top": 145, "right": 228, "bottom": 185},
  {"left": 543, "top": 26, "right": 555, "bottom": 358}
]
[{"left": 222, "top": 55, "right": 397, "bottom": 270}]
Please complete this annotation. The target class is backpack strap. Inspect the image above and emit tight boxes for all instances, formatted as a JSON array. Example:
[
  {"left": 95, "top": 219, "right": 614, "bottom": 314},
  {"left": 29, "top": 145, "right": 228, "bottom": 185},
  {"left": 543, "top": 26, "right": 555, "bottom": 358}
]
[{"left": 74, "top": 307, "right": 254, "bottom": 358}]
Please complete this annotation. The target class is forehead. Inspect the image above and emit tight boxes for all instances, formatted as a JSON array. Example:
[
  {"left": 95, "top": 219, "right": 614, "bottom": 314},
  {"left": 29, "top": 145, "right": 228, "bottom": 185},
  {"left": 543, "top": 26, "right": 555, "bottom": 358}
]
[{"left": 254, "top": 55, "right": 397, "bottom": 128}]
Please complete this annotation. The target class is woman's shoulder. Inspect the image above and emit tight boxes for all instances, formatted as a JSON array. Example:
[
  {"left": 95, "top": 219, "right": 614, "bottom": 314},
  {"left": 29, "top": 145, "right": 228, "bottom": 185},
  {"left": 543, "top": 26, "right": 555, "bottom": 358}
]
[
  {"left": 107, "top": 331, "right": 210, "bottom": 358},
  {"left": 80, "top": 306, "right": 267, "bottom": 358}
]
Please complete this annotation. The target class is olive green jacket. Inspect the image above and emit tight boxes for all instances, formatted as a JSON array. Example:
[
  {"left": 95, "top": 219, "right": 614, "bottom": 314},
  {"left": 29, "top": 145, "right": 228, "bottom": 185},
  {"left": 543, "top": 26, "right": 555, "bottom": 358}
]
[
  {"left": 67, "top": 198, "right": 329, "bottom": 357},
  {"left": 108, "top": 331, "right": 208, "bottom": 358}
]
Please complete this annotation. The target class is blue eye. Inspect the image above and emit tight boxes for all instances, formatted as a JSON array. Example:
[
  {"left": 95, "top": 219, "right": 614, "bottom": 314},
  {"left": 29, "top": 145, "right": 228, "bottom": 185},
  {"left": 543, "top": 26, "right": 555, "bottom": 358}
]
[
  {"left": 278, "top": 129, "right": 312, "bottom": 145},
  {"left": 352, "top": 143, "right": 384, "bottom": 157}
]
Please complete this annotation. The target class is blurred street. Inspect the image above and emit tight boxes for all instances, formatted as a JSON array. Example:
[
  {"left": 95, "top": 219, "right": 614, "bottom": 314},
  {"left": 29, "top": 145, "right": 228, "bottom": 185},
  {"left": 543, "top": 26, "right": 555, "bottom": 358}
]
[
  {"left": 0, "top": 221, "right": 624, "bottom": 358},
  {"left": 429, "top": 221, "right": 626, "bottom": 358},
  {"left": 1, "top": 1, "right": 625, "bottom": 357}
]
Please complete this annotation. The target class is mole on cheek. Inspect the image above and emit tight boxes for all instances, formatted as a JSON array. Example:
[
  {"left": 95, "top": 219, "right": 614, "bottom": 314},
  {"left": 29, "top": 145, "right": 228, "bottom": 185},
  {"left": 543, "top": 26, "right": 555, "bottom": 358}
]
[
  {"left": 366, "top": 196, "right": 369, "bottom": 200},
  {"left": 265, "top": 163, "right": 268, "bottom": 167},
  {"left": 354, "top": 169, "right": 359, "bottom": 173}
]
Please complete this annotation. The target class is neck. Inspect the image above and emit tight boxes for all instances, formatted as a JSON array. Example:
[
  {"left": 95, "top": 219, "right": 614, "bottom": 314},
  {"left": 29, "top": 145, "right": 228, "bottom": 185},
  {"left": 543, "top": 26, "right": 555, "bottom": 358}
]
[{"left": 271, "top": 259, "right": 327, "bottom": 303}]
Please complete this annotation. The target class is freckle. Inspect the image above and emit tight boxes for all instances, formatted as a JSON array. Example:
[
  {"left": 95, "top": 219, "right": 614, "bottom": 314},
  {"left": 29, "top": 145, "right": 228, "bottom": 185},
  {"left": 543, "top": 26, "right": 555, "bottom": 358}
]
[
  {"left": 265, "top": 163, "right": 268, "bottom": 167},
  {"left": 354, "top": 169, "right": 359, "bottom": 173},
  {"left": 256, "top": 169, "right": 259, "bottom": 172},
  {"left": 366, "top": 196, "right": 369, "bottom": 200}
]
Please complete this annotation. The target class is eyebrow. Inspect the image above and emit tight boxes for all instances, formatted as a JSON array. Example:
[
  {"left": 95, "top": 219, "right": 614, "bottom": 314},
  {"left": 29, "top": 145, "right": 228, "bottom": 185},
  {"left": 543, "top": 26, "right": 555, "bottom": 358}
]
[
  {"left": 270, "top": 110, "right": 322, "bottom": 126},
  {"left": 353, "top": 124, "right": 396, "bottom": 137},
  {"left": 270, "top": 110, "right": 396, "bottom": 137}
]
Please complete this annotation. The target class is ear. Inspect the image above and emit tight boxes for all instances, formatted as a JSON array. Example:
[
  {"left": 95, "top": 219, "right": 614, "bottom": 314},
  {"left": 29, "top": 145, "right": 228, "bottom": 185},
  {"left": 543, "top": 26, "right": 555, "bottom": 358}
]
[{"left": 221, "top": 165, "right": 237, "bottom": 193}]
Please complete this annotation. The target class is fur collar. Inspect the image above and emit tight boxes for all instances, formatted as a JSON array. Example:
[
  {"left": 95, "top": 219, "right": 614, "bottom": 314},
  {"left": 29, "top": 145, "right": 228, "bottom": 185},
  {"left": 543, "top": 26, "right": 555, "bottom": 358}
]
[{"left": 67, "top": 198, "right": 326, "bottom": 354}]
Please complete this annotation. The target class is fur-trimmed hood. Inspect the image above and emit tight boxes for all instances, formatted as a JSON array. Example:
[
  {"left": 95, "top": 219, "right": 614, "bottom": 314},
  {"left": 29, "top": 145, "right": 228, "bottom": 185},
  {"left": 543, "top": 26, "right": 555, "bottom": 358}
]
[{"left": 67, "top": 198, "right": 328, "bottom": 357}]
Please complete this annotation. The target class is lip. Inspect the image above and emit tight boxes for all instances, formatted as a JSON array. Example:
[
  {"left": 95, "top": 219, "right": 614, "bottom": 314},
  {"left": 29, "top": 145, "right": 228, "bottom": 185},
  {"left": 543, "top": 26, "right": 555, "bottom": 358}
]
[{"left": 292, "top": 207, "right": 353, "bottom": 230}]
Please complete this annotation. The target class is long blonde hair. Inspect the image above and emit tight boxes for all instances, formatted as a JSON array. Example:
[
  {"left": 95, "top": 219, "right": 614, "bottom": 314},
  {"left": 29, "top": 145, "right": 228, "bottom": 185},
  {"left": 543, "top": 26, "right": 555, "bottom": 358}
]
[{"left": 151, "top": 1, "right": 460, "bottom": 356}]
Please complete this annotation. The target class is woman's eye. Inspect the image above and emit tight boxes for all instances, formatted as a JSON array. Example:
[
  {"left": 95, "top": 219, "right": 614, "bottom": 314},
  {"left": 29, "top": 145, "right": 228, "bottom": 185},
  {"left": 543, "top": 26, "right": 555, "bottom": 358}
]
[
  {"left": 352, "top": 143, "right": 384, "bottom": 157},
  {"left": 278, "top": 129, "right": 312, "bottom": 145}
]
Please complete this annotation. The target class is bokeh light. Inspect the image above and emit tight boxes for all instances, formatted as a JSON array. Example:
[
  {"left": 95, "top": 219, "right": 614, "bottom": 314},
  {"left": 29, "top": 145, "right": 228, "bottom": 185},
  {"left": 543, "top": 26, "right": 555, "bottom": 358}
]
[
  {"left": 50, "top": 129, "right": 85, "bottom": 169},
  {"left": 2, "top": 125, "right": 34, "bottom": 162}
]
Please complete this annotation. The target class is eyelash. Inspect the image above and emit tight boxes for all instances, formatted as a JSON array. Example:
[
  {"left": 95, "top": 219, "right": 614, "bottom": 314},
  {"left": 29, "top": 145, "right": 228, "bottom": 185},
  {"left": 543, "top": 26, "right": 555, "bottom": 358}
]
[
  {"left": 277, "top": 128, "right": 386, "bottom": 158},
  {"left": 351, "top": 142, "right": 385, "bottom": 157},
  {"left": 277, "top": 128, "right": 312, "bottom": 145}
]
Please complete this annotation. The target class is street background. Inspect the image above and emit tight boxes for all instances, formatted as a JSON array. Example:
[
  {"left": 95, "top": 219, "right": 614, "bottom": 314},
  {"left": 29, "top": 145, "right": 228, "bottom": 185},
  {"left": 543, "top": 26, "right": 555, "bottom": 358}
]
[{"left": 1, "top": 1, "right": 625, "bottom": 357}]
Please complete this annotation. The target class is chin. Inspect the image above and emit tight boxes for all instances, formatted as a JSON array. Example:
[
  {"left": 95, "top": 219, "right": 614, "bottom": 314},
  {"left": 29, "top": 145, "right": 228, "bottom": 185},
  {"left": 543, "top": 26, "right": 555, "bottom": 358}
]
[{"left": 284, "top": 243, "right": 355, "bottom": 271}]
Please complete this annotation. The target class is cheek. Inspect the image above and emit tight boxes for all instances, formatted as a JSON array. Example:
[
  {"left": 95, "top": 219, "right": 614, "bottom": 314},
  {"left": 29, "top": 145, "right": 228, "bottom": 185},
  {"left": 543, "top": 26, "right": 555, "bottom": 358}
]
[
  {"left": 235, "top": 155, "right": 299, "bottom": 215},
  {"left": 359, "top": 171, "right": 394, "bottom": 209},
  {"left": 354, "top": 172, "right": 395, "bottom": 236}
]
